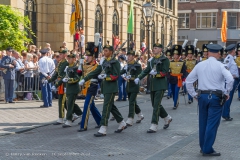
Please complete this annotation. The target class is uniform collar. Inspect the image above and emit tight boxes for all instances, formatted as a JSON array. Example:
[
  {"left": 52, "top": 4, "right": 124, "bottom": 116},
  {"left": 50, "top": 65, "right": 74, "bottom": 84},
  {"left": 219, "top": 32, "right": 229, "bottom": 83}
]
[
  {"left": 128, "top": 60, "right": 135, "bottom": 65},
  {"left": 106, "top": 57, "right": 111, "bottom": 61},
  {"left": 154, "top": 54, "right": 161, "bottom": 59},
  {"left": 69, "top": 63, "right": 74, "bottom": 67}
]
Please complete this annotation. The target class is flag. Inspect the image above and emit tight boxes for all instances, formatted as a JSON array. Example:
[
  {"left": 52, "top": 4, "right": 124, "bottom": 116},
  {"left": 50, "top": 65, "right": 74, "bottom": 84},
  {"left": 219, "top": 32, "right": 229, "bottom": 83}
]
[
  {"left": 127, "top": 0, "right": 134, "bottom": 34},
  {"left": 221, "top": 11, "right": 227, "bottom": 43},
  {"left": 69, "top": 0, "right": 76, "bottom": 35},
  {"left": 75, "top": 0, "right": 81, "bottom": 21}
]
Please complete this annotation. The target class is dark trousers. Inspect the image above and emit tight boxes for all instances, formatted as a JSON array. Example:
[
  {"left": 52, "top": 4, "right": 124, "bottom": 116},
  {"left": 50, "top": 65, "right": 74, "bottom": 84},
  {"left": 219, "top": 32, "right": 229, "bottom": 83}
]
[
  {"left": 170, "top": 84, "right": 180, "bottom": 107},
  {"left": 117, "top": 76, "right": 126, "bottom": 100},
  {"left": 167, "top": 83, "right": 172, "bottom": 97},
  {"left": 150, "top": 90, "right": 168, "bottom": 125},
  {"left": 222, "top": 79, "right": 238, "bottom": 118},
  {"left": 100, "top": 93, "right": 124, "bottom": 126},
  {"left": 128, "top": 92, "right": 141, "bottom": 118},
  {"left": 198, "top": 94, "right": 222, "bottom": 154},
  {"left": 80, "top": 94, "right": 102, "bottom": 129},
  {"left": 4, "top": 79, "right": 14, "bottom": 102},
  {"left": 40, "top": 74, "right": 52, "bottom": 107},
  {"left": 66, "top": 94, "right": 82, "bottom": 121}
]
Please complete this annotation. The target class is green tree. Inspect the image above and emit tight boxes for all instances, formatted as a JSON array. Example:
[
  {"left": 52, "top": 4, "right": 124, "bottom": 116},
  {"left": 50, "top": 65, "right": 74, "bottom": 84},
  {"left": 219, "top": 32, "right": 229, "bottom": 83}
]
[{"left": 0, "top": 5, "right": 34, "bottom": 51}]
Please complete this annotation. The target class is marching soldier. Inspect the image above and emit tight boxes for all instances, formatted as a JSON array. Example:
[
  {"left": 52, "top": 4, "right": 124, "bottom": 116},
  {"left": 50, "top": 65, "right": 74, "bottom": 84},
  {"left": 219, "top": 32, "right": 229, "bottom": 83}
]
[
  {"left": 222, "top": 44, "right": 239, "bottom": 121},
  {"left": 202, "top": 44, "right": 208, "bottom": 61},
  {"left": 195, "top": 50, "right": 202, "bottom": 64},
  {"left": 60, "top": 52, "right": 83, "bottom": 128},
  {"left": 134, "top": 43, "right": 172, "bottom": 133},
  {"left": 47, "top": 49, "right": 69, "bottom": 125},
  {"left": 78, "top": 42, "right": 102, "bottom": 132},
  {"left": 181, "top": 49, "right": 187, "bottom": 61},
  {"left": 235, "top": 43, "right": 240, "bottom": 100},
  {"left": 120, "top": 50, "right": 144, "bottom": 126},
  {"left": 185, "top": 45, "right": 197, "bottom": 104},
  {"left": 79, "top": 43, "right": 127, "bottom": 137},
  {"left": 169, "top": 45, "right": 187, "bottom": 109},
  {"left": 0, "top": 47, "right": 16, "bottom": 103},
  {"left": 166, "top": 49, "right": 172, "bottom": 99}
]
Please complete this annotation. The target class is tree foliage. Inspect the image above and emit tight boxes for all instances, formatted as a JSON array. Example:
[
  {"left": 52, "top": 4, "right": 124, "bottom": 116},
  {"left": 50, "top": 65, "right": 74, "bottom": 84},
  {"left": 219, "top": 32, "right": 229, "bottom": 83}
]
[{"left": 0, "top": 5, "right": 34, "bottom": 51}]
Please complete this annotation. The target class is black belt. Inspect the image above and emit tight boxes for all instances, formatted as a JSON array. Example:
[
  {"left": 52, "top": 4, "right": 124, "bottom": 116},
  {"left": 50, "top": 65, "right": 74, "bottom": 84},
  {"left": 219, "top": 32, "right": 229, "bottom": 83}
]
[{"left": 198, "top": 90, "right": 223, "bottom": 97}]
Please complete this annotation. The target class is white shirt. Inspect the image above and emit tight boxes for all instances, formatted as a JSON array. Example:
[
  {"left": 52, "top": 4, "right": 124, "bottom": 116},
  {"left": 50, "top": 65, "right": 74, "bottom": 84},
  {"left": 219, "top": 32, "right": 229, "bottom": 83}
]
[
  {"left": 38, "top": 56, "right": 55, "bottom": 77},
  {"left": 186, "top": 57, "right": 234, "bottom": 96},
  {"left": 81, "top": 35, "right": 85, "bottom": 47},
  {"left": 224, "top": 54, "right": 239, "bottom": 78}
]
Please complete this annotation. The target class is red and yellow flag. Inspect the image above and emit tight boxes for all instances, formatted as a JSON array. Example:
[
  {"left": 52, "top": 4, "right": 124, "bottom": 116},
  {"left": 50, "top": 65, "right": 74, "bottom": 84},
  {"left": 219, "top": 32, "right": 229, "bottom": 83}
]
[{"left": 221, "top": 11, "right": 227, "bottom": 43}]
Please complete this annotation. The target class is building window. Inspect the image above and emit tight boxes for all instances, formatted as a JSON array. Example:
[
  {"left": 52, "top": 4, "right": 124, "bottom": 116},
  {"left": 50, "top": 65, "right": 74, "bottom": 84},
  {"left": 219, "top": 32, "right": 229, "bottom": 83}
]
[
  {"left": 95, "top": 5, "right": 103, "bottom": 33},
  {"left": 151, "top": 21, "right": 155, "bottom": 47},
  {"left": 228, "top": 12, "right": 237, "bottom": 29},
  {"left": 178, "top": 13, "right": 189, "bottom": 29},
  {"left": 75, "top": 0, "right": 83, "bottom": 29},
  {"left": 151, "top": 0, "right": 155, "bottom": 3},
  {"left": 159, "top": 0, "right": 164, "bottom": 6},
  {"left": 140, "top": 18, "right": 145, "bottom": 47},
  {"left": 112, "top": 10, "right": 119, "bottom": 35},
  {"left": 168, "top": 0, "right": 172, "bottom": 10},
  {"left": 197, "top": 13, "right": 217, "bottom": 29},
  {"left": 161, "top": 23, "right": 164, "bottom": 47},
  {"left": 24, "top": 0, "right": 37, "bottom": 45}
]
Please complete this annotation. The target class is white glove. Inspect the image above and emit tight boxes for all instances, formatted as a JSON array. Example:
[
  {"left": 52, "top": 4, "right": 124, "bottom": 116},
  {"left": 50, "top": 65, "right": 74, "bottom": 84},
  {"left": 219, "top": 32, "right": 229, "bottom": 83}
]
[
  {"left": 43, "top": 80, "right": 48, "bottom": 84},
  {"left": 149, "top": 70, "right": 157, "bottom": 76},
  {"left": 123, "top": 65, "right": 128, "bottom": 71},
  {"left": 134, "top": 78, "right": 140, "bottom": 85},
  {"left": 62, "top": 78, "right": 69, "bottom": 82},
  {"left": 100, "top": 57, "right": 105, "bottom": 65},
  {"left": 64, "top": 66, "right": 68, "bottom": 73},
  {"left": 79, "top": 79, "right": 85, "bottom": 86},
  {"left": 121, "top": 73, "right": 126, "bottom": 78},
  {"left": 98, "top": 74, "right": 106, "bottom": 79},
  {"left": 126, "top": 75, "right": 131, "bottom": 80},
  {"left": 51, "top": 86, "right": 56, "bottom": 91},
  {"left": 79, "top": 59, "right": 84, "bottom": 65}
]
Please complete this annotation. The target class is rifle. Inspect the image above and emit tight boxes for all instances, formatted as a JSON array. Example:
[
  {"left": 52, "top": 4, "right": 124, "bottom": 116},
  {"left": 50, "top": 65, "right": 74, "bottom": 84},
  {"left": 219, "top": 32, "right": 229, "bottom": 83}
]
[{"left": 163, "top": 40, "right": 173, "bottom": 53}]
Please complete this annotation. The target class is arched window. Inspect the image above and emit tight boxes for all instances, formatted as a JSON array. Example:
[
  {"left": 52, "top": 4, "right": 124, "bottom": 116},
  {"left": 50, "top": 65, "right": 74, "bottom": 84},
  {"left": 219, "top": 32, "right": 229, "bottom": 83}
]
[
  {"left": 24, "top": 0, "right": 37, "bottom": 45},
  {"left": 140, "top": 18, "right": 145, "bottom": 47},
  {"left": 161, "top": 23, "right": 164, "bottom": 47},
  {"left": 75, "top": 0, "right": 84, "bottom": 29},
  {"left": 151, "top": 21, "right": 155, "bottom": 46},
  {"left": 95, "top": 5, "right": 103, "bottom": 33},
  {"left": 112, "top": 10, "right": 119, "bottom": 36}
]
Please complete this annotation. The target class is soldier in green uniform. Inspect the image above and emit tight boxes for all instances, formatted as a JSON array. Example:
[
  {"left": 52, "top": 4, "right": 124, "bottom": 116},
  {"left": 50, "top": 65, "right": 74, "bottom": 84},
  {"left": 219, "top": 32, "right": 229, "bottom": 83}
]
[
  {"left": 79, "top": 44, "right": 127, "bottom": 137},
  {"left": 60, "top": 52, "right": 83, "bottom": 128},
  {"left": 120, "top": 50, "right": 144, "bottom": 126},
  {"left": 46, "top": 49, "right": 69, "bottom": 125},
  {"left": 134, "top": 43, "right": 172, "bottom": 133}
]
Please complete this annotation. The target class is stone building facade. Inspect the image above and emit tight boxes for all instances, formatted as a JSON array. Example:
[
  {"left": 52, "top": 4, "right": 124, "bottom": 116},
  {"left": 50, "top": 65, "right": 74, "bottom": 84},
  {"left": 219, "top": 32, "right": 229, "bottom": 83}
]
[
  {"left": 178, "top": 0, "right": 240, "bottom": 48},
  {"left": 1, "top": 0, "right": 178, "bottom": 51}
]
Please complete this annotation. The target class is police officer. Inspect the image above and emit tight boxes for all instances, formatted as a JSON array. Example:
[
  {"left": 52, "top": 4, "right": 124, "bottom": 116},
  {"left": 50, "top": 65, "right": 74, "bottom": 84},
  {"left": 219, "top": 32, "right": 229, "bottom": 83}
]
[
  {"left": 135, "top": 43, "right": 172, "bottom": 133},
  {"left": 186, "top": 44, "right": 234, "bottom": 156},
  {"left": 38, "top": 49, "right": 55, "bottom": 107},
  {"left": 0, "top": 47, "right": 16, "bottom": 103},
  {"left": 79, "top": 43, "right": 127, "bottom": 137},
  {"left": 222, "top": 44, "right": 239, "bottom": 121}
]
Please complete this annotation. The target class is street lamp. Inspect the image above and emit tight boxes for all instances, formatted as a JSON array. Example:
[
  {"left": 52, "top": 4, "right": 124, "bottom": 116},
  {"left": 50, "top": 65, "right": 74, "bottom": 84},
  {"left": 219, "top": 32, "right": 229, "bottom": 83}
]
[
  {"left": 142, "top": 0, "right": 155, "bottom": 94},
  {"left": 118, "top": 0, "right": 123, "bottom": 9}
]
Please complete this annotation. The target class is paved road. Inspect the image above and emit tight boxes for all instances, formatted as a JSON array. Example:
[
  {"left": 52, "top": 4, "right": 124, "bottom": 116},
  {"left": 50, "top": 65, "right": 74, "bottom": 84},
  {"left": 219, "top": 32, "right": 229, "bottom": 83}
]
[{"left": 0, "top": 92, "right": 240, "bottom": 160}]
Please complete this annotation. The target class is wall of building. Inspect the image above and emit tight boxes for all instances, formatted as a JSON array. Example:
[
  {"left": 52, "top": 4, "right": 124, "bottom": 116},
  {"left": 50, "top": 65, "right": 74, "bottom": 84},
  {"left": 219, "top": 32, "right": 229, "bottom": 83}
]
[{"left": 2, "top": 0, "right": 178, "bottom": 51}]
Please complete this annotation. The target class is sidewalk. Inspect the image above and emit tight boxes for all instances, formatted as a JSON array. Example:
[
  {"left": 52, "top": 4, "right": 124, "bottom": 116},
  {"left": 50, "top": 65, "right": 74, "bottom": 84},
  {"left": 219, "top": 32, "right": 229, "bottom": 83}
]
[{"left": 0, "top": 93, "right": 240, "bottom": 160}]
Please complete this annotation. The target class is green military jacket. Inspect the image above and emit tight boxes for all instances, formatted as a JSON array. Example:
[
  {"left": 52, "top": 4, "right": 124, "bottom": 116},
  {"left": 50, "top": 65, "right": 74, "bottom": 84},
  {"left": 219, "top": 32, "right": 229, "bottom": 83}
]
[
  {"left": 48, "top": 59, "right": 69, "bottom": 88},
  {"left": 138, "top": 55, "right": 169, "bottom": 91},
  {"left": 56, "top": 63, "right": 80, "bottom": 95},
  {"left": 84, "top": 57, "right": 120, "bottom": 94},
  {"left": 120, "top": 61, "right": 142, "bottom": 93}
]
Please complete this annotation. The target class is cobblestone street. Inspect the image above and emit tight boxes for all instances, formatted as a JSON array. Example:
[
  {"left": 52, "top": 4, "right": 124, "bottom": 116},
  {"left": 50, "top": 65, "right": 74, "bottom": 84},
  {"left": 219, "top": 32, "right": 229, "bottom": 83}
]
[{"left": 0, "top": 93, "right": 240, "bottom": 160}]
